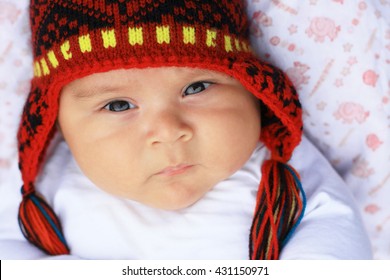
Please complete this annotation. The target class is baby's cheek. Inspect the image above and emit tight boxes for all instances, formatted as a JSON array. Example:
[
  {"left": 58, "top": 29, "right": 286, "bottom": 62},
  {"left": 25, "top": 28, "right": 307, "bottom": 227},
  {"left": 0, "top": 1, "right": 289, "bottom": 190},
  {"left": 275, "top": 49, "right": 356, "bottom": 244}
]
[{"left": 226, "top": 129, "right": 260, "bottom": 174}]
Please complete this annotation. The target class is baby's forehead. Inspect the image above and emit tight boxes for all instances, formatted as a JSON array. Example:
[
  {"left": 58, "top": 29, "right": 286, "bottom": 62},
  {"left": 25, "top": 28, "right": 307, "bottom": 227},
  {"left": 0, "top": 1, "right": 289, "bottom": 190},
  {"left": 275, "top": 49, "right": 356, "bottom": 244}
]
[
  {"left": 97, "top": 66, "right": 230, "bottom": 77},
  {"left": 63, "top": 66, "right": 234, "bottom": 91}
]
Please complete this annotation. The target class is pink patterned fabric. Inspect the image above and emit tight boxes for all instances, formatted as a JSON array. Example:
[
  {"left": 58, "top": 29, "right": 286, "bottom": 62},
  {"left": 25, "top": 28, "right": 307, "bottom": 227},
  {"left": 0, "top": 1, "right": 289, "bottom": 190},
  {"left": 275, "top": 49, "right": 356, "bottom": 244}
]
[{"left": 247, "top": 0, "right": 390, "bottom": 259}]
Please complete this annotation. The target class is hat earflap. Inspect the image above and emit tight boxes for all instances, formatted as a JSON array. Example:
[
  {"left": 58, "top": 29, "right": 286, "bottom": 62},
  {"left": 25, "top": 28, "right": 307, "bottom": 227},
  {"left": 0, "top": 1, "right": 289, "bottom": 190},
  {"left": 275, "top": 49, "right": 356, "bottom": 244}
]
[
  {"left": 249, "top": 160, "right": 306, "bottom": 259},
  {"left": 18, "top": 187, "right": 69, "bottom": 255}
]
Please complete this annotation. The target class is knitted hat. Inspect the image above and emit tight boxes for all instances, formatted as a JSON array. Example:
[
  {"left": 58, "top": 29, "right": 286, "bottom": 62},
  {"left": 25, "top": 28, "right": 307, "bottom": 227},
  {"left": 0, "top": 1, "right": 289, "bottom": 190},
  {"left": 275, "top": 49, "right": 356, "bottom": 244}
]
[{"left": 18, "top": 0, "right": 305, "bottom": 259}]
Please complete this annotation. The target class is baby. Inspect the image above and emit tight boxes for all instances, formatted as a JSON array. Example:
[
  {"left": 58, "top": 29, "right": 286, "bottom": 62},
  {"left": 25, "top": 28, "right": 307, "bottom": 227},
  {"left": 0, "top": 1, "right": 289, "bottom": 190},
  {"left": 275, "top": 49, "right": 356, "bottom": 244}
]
[{"left": 14, "top": 0, "right": 371, "bottom": 259}]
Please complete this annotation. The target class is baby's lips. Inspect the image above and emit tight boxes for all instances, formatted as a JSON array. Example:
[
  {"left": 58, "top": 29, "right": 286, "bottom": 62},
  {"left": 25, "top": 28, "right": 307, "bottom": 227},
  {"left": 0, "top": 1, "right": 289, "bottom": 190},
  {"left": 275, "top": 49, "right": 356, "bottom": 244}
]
[{"left": 156, "top": 164, "right": 194, "bottom": 176}]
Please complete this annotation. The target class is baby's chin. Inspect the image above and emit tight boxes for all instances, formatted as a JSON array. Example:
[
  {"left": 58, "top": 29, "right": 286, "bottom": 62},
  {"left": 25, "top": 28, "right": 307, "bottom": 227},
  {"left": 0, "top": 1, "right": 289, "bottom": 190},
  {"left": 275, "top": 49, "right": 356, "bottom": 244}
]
[
  {"left": 140, "top": 192, "right": 206, "bottom": 211},
  {"left": 108, "top": 187, "right": 209, "bottom": 211},
  {"left": 92, "top": 168, "right": 219, "bottom": 211}
]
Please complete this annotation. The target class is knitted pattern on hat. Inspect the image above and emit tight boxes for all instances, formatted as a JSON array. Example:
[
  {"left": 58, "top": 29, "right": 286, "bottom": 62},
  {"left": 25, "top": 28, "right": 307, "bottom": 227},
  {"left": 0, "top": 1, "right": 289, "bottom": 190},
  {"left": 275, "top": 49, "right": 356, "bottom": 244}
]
[{"left": 18, "top": 0, "right": 305, "bottom": 259}]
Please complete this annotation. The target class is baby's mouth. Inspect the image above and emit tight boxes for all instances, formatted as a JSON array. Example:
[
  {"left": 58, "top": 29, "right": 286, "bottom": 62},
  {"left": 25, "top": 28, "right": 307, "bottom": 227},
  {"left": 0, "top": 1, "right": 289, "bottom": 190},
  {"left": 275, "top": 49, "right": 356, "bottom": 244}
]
[{"left": 156, "top": 164, "right": 194, "bottom": 176}]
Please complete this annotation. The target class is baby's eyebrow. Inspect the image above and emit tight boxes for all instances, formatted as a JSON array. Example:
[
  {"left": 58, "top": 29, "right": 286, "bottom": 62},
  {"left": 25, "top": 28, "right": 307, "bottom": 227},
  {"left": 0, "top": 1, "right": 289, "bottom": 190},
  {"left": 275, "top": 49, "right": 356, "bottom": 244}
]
[
  {"left": 186, "top": 68, "right": 221, "bottom": 77},
  {"left": 69, "top": 85, "right": 125, "bottom": 99}
]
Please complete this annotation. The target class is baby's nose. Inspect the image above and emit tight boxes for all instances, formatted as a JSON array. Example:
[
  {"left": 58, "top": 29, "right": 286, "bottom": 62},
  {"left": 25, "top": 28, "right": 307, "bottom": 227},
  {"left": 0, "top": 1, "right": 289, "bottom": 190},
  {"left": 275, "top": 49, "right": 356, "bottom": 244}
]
[{"left": 146, "top": 109, "right": 193, "bottom": 146}]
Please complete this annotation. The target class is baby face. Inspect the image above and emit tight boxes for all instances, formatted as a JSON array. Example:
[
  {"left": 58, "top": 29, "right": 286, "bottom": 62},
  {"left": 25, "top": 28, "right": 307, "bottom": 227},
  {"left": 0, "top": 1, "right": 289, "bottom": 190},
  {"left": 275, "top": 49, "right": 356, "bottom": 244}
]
[{"left": 58, "top": 67, "right": 261, "bottom": 210}]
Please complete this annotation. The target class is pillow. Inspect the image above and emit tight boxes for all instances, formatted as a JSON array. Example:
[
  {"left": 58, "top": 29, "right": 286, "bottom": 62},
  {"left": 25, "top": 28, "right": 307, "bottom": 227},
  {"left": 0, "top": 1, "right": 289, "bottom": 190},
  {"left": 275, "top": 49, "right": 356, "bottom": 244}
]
[
  {"left": 0, "top": 0, "right": 32, "bottom": 247},
  {"left": 246, "top": 0, "right": 390, "bottom": 259}
]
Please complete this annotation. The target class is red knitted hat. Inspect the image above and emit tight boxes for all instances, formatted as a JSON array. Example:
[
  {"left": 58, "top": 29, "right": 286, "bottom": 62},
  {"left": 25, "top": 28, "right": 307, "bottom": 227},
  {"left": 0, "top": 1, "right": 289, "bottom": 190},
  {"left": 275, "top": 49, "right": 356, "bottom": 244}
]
[{"left": 18, "top": 0, "right": 305, "bottom": 259}]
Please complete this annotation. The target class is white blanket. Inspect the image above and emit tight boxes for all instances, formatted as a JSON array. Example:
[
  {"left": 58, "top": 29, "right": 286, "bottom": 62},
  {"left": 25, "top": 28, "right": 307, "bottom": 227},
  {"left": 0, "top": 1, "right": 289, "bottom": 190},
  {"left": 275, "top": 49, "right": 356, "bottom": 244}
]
[{"left": 0, "top": 135, "right": 372, "bottom": 259}]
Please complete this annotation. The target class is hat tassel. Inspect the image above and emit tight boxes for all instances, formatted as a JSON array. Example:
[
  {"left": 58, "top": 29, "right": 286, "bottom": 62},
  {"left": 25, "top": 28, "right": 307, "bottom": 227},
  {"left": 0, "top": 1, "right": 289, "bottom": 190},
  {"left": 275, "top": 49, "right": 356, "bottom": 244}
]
[
  {"left": 249, "top": 160, "right": 306, "bottom": 259},
  {"left": 18, "top": 188, "right": 70, "bottom": 255}
]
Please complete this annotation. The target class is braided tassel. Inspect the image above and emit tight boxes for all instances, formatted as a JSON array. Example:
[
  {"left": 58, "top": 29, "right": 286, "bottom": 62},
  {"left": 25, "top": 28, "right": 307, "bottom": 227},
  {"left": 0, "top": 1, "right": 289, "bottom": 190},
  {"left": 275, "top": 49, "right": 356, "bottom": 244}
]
[
  {"left": 249, "top": 160, "right": 306, "bottom": 260},
  {"left": 18, "top": 188, "right": 69, "bottom": 255}
]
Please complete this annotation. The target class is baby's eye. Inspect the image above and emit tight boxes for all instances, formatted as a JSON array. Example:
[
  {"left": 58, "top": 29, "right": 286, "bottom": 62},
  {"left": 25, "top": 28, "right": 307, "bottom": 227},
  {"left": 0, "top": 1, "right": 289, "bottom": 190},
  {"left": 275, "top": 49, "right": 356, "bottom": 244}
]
[
  {"left": 183, "top": 81, "right": 213, "bottom": 96},
  {"left": 103, "top": 100, "right": 136, "bottom": 112}
]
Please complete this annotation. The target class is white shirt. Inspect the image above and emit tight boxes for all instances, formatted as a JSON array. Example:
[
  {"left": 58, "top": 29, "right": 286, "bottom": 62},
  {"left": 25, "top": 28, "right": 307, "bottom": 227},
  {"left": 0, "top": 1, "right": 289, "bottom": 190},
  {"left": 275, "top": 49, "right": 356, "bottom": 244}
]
[{"left": 0, "top": 136, "right": 372, "bottom": 259}]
